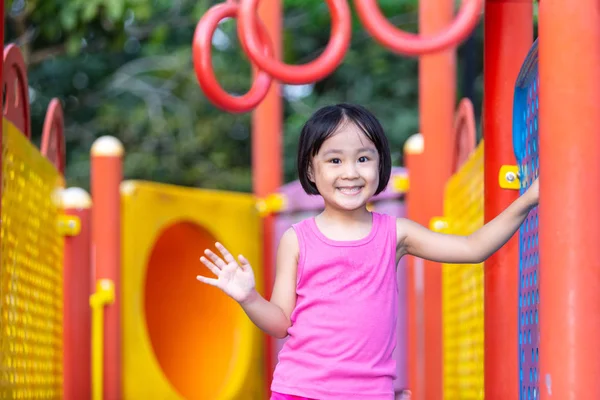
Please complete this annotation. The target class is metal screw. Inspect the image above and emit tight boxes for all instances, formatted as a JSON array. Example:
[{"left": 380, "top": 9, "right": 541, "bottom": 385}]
[{"left": 506, "top": 171, "right": 517, "bottom": 182}]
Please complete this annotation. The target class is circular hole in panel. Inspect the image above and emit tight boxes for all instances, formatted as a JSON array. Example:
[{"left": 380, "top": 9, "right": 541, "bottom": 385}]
[{"left": 145, "top": 221, "right": 239, "bottom": 399}]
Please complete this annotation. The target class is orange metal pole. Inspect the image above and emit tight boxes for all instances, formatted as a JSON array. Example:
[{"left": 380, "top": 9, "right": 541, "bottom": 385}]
[
  {"left": 419, "top": 0, "right": 456, "bottom": 397},
  {"left": 538, "top": 2, "right": 600, "bottom": 398},
  {"left": 482, "top": 1, "right": 532, "bottom": 398},
  {"left": 252, "top": 1, "right": 282, "bottom": 395},
  {"left": 91, "top": 137, "right": 124, "bottom": 400},
  {"left": 403, "top": 134, "right": 426, "bottom": 399},
  {"left": 63, "top": 188, "right": 93, "bottom": 400}
]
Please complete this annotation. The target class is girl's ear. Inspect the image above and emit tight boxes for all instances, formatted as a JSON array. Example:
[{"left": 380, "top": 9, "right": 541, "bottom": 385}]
[{"left": 307, "top": 163, "right": 315, "bottom": 182}]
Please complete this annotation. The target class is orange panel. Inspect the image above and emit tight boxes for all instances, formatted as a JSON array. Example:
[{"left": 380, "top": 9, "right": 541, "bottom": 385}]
[{"left": 145, "top": 222, "right": 236, "bottom": 399}]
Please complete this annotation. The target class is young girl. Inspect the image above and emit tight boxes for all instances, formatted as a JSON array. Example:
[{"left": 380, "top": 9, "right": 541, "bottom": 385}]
[{"left": 196, "top": 104, "right": 539, "bottom": 400}]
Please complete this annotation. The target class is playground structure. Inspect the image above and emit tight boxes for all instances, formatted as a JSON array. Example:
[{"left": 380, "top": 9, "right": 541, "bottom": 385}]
[{"left": 0, "top": 1, "right": 599, "bottom": 400}]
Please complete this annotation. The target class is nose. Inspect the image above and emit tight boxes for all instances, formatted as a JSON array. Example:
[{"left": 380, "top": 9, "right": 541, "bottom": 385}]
[{"left": 341, "top": 162, "right": 360, "bottom": 179}]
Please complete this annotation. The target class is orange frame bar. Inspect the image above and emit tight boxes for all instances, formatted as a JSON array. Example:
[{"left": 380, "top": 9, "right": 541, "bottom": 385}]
[
  {"left": 252, "top": 1, "right": 282, "bottom": 395},
  {"left": 417, "top": 0, "right": 456, "bottom": 397},
  {"left": 91, "top": 137, "right": 124, "bottom": 400},
  {"left": 63, "top": 189, "right": 93, "bottom": 400},
  {"left": 404, "top": 134, "right": 426, "bottom": 399},
  {"left": 538, "top": 1, "right": 600, "bottom": 397},
  {"left": 482, "top": 1, "right": 532, "bottom": 398}
]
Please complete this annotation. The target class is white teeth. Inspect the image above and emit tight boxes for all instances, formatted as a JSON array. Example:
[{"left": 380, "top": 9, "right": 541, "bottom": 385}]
[{"left": 339, "top": 187, "right": 361, "bottom": 194}]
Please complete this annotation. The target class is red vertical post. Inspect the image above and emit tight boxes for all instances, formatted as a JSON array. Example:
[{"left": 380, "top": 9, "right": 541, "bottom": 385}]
[
  {"left": 63, "top": 188, "right": 93, "bottom": 400},
  {"left": 404, "top": 134, "right": 426, "bottom": 399},
  {"left": 482, "top": 2, "right": 532, "bottom": 398},
  {"left": 418, "top": 0, "right": 456, "bottom": 397},
  {"left": 91, "top": 136, "right": 124, "bottom": 400},
  {"left": 538, "top": 1, "right": 600, "bottom": 398},
  {"left": 252, "top": 1, "right": 282, "bottom": 394}
]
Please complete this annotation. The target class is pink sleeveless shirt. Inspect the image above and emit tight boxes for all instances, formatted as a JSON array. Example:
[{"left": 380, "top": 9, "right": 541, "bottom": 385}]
[{"left": 271, "top": 212, "right": 398, "bottom": 400}]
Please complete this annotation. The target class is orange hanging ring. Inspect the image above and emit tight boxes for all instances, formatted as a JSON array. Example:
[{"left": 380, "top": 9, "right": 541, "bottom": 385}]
[
  {"left": 192, "top": 2, "right": 274, "bottom": 113},
  {"left": 354, "top": 0, "right": 484, "bottom": 56},
  {"left": 238, "top": 0, "right": 351, "bottom": 84}
]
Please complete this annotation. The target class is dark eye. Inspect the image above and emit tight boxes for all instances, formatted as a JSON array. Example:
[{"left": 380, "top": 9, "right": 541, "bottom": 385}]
[
  {"left": 329, "top": 158, "right": 341, "bottom": 164},
  {"left": 358, "top": 156, "right": 369, "bottom": 162}
]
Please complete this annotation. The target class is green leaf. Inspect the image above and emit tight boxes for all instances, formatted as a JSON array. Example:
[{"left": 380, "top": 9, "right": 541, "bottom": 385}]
[
  {"left": 105, "top": 0, "right": 125, "bottom": 22},
  {"left": 60, "top": 8, "right": 78, "bottom": 31},
  {"left": 82, "top": 1, "right": 99, "bottom": 22},
  {"left": 66, "top": 35, "right": 82, "bottom": 55}
]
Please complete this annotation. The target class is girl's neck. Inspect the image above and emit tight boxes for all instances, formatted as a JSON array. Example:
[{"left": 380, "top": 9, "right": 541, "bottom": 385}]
[{"left": 318, "top": 204, "right": 372, "bottom": 226}]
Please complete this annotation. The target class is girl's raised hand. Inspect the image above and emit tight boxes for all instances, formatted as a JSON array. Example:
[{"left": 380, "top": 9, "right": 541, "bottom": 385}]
[{"left": 197, "top": 242, "right": 256, "bottom": 304}]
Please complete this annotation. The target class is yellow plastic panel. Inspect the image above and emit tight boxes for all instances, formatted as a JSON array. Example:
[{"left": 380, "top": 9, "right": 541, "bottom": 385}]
[
  {"left": 121, "top": 180, "right": 264, "bottom": 400},
  {"left": 442, "top": 141, "right": 484, "bottom": 400},
  {"left": 0, "top": 119, "right": 64, "bottom": 399}
]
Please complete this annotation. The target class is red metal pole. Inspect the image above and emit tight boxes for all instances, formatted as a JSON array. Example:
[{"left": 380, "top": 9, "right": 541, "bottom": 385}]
[
  {"left": 63, "top": 188, "right": 93, "bottom": 400},
  {"left": 403, "top": 134, "right": 426, "bottom": 399},
  {"left": 252, "top": 1, "right": 282, "bottom": 395},
  {"left": 482, "top": 2, "right": 532, "bottom": 398},
  {"left": 91, "top": 136, "right": 124, "bottom": 400},
  {"left": 418, "top": 0, "right": 456, "bottom": 397},
  {"left": 538, "top": 1, "right": 600, "bottom": 398}
]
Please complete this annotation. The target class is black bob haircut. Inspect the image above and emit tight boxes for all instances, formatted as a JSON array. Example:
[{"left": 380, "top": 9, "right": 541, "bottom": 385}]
[{"left": 297, "top": 103, "right": 392, "bottom": 196}]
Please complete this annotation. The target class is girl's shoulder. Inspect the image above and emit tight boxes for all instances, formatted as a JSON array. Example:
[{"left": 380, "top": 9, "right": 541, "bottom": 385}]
[
  {"left": 280, "top": 226, "right": 300, "bottom": 249},
  {"left": 371, "top": 211, "right": 400, "bottom": 231},
  {"left": 289, "top": 214, "right": 320, "bottom": 239}
]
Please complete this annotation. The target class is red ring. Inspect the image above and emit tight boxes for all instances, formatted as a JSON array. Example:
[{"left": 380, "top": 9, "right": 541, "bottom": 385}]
[
  {"left": 354, "top": 0, "right": 484, "bottom": 56},
  {"left": 238, "top": 0, "right": 351, "bottom": 84},
  {"left": 192, "top": 2, "right": 273, "bottom": 113}
]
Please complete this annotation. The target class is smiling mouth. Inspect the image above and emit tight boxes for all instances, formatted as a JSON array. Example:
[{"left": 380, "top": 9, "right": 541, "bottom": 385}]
[{"left": 337, "top": 186, "right": 363, "bottom": 195}]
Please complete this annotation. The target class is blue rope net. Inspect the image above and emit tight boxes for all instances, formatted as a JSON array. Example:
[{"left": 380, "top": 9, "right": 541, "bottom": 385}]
[{"left": 512, "top": 38, "right": 540, "bottom": 400}]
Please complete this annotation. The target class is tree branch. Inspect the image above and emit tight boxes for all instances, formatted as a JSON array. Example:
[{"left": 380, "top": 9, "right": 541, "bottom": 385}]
[{"left": 29, "top": 44, "right": 67, "bottom": 65}]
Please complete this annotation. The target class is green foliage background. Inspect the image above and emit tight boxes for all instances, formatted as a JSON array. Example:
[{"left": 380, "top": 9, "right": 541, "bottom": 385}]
[{"left": 4, "top": 0, "right": 497, "bottom": 193}]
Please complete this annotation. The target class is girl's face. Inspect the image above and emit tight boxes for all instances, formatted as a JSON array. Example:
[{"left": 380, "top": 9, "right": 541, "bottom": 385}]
[{"left": 309, "top": 121, "right": 380, "bottom": 212}]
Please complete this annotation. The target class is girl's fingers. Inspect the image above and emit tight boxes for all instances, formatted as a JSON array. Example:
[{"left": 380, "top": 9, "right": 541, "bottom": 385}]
[
  {"left": 200, "top": 256, "right": 220, "bottom": 276},
  {"left": 238, "top": 254, "right": 251, "bottom": 271},
  {"left": 204, "top": 249, "right": 227, "bottom": 268},
  {"left": 215, "top": 242, "right": 236, "bottom": 264},
  {"left": 196, "top": 275, "right": 218, "bottom": 286}
]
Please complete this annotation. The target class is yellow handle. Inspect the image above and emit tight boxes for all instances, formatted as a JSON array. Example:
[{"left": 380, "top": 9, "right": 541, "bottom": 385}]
[
  {"left": 256, "top": 193, "right": 287, "bottom": 217},
  {"left": 90, "top": 279, "right": 115, "bottom": 400},
  {"left": 499, "top": 165, "right": 520, "bottom": 190},
  {"left": 392, "top": 173, "right": 410, "bottom": 193}
]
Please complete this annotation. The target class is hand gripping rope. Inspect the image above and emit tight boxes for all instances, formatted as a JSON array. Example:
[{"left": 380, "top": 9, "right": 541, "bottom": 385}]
[{"left": 193, "top": 0, "right": 483, "bottom": 113}]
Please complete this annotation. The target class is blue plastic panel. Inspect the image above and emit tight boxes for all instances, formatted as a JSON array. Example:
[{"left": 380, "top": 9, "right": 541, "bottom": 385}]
[{"left": 512, "top": 39, "right": 540, "bottom": 400}]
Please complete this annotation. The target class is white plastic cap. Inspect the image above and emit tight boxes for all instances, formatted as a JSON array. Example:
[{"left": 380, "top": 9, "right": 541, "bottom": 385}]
[
  {"left": 61, "top": 187, "right": 92, "bottom": 209},
  {"left": 404, "top": 133, "right": 424, "bottom": 155},
  {"left": 91, "top": 136, "right": 124, "bottom": 157}
]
